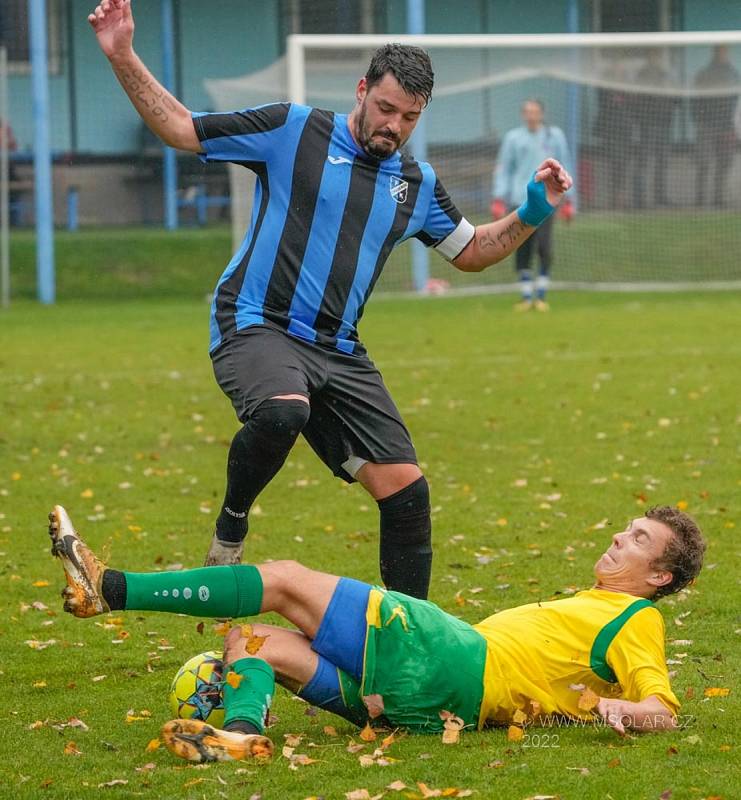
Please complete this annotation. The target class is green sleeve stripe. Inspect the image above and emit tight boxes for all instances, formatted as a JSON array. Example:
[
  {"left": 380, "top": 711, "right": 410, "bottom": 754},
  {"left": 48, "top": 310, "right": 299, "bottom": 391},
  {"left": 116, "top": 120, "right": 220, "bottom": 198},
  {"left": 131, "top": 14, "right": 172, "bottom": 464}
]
[{"left": 589, "top": 598, "right": 654, "bottom": 683}]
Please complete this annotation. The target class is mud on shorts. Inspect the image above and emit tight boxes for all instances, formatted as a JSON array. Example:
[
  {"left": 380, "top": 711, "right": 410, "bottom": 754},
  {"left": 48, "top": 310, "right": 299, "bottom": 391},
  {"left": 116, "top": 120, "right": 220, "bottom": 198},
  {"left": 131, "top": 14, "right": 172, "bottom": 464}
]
[{"left": 211, "top": 326, "right": 418, "bottom": 482}]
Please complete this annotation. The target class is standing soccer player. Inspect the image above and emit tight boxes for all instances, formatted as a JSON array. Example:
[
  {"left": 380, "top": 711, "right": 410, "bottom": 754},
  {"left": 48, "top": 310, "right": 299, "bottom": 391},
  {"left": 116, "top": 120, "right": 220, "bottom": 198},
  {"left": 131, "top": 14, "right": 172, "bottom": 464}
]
[
  {"left": 88, "top": 0, "right": 571, "bottom": 598},
  {"left": 492, "top": 99, "right": 574, "bottom": 312}
]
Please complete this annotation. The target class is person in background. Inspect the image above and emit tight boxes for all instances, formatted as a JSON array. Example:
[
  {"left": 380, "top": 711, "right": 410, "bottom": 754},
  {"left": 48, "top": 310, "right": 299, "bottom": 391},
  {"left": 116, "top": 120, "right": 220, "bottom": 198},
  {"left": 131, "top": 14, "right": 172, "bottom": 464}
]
[
  {"left": 492, "top": 99, "right": 574, "bottom": 312},
  {"left": 692, "top": 45, "right": 740, "bottom": 208},
  {"left": 632, "top": 51, "right": 678, "bottom": 209},
  {"left": 0, "top": 118, "right": 21, "bottom": 226},
  {"left": 593, "top": 61, "right": 634, "bottom": 212}
]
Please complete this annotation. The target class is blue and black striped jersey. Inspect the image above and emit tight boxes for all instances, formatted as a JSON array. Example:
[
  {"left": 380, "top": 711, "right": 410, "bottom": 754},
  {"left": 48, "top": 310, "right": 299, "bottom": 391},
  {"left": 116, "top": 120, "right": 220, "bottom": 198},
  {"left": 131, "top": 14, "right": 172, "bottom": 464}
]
[{"left": 193, "top": 103, "right": 475, "bottom": 355}]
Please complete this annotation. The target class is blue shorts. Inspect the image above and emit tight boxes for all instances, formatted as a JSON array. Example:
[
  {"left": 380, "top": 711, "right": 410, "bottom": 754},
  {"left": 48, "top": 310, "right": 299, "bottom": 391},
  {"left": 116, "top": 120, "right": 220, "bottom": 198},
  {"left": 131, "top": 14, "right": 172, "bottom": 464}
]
[
  {"left": 295, "top": 578, "right": 370, "bottom": 720},
  {"left": 311, "top": 577, "right": 371, "bottom": 681}
]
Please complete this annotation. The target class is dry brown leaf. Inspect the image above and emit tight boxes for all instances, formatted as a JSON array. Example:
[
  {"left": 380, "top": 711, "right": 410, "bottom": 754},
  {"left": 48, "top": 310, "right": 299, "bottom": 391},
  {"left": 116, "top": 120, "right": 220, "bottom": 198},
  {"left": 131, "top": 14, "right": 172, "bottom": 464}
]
[
  {"left": 363, "top": 694, "right": 385, "bottom": 719},
  {"left": 213, "top": 621, "right": 232, "bottom": 636},
  {"left": 507, "top": 725, "right": 524, "bottom": 743},
  {"left": 380, "top": 731, "right": 397, "bottom": 749},
  {"left": 284, "top": 733, "right": 304, "bottom": 747},
  {"left": 345, "top": 791, "right": 371, "bottom": 800},
  {"left": 323, "top": 725, "right": 338, "bottom": 737},
  {"left": 577, "top": 687, "right": 600, "bottom": 711},
  {"left": 239, "top": 623, "right": 270, "bottom": 654},
  {"left": 359, "top": 722, "right": 377, "bottom": 742},
  {"left": 135, "top": 763, "right": 156, "bottom": 773},
  {"left": 225, "top": 671, "right": 244, "bottom": 689},
  {"left": 98, "top": 779, "right": 128, "bottom": 788},
  {"left": 440, "top": 711, "right": 464, "bottom": 745},
  {"left": 145, "top": 738, "right": 160, "bottom": 752},
  {"left": 607, "top": 757, "right": 621, "bottom": 768},
  {"left": 703, "top": 687, "right": 730, "bottom": 698},
  {"left": 63, "top": 741, "right": 82, "bottom": 756},
  {"left": 684, "top": 686, "right": 694, "bottom": 700},
  {"left": 387, "top": 780, "right": 407, "bottom": 791},
  {"left": 512, "top": 708, "right": 528, "bottom": 725}
]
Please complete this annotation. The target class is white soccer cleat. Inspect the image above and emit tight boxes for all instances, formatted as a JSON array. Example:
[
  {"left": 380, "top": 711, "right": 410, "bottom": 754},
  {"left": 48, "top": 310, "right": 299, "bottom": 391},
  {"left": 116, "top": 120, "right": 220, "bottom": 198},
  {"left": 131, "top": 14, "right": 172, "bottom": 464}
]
[{"left": 48, "top": 505, "right": 109, "bottom": 618}]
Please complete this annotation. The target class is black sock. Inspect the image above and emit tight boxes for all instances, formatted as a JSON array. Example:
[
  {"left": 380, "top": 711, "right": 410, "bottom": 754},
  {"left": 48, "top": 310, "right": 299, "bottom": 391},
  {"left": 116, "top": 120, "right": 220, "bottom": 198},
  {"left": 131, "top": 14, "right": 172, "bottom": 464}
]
[
  {"left": 101, "top": 569, "right": 127, "bottom": 610},
  {"left": 377, "top": 476, "right": 432, "bottom": 599},
  {"left": 216, "top": 399, "right": 310, "bottom": 543},
  {"left": 223, "top": 719, "right": 261, "bottom": 735}
]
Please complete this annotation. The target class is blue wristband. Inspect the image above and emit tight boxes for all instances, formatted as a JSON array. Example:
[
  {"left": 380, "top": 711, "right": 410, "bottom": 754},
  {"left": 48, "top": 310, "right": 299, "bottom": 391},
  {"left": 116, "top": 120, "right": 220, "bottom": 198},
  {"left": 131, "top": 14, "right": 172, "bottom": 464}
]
[{"left": 516, "top": 173, "right": 555, "bottom": 227}]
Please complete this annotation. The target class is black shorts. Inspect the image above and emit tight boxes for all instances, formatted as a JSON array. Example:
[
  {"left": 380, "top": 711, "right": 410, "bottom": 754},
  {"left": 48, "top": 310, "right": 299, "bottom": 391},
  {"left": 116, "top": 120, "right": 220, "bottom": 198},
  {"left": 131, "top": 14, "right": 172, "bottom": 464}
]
[{"left": 211, "top": 326, "right": 417, "bottom": 483}]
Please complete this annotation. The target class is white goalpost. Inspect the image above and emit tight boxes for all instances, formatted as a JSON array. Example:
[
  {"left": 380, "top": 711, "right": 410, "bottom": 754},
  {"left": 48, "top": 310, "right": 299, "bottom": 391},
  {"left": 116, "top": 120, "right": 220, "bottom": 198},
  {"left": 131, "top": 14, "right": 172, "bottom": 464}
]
[{"left": 208, "top": 31, "right": 741, "bottom": 295}]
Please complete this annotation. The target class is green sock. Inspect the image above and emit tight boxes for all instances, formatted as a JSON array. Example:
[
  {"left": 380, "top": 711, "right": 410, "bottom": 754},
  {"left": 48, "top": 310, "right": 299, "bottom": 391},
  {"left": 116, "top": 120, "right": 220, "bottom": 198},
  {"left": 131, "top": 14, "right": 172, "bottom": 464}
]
[
  {"left": 223, "top": 658, "right": 275, "bottom": 733},
  {"left": 122, "top": 565, "right": 263, "bottom": 618}
]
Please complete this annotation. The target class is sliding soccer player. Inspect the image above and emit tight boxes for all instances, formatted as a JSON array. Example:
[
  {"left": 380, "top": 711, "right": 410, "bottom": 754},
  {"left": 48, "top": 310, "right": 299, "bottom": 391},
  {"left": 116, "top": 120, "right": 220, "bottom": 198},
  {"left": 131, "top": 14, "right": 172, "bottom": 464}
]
[{"left": 49, "top": 504, "right": 703, "bottom": 761}]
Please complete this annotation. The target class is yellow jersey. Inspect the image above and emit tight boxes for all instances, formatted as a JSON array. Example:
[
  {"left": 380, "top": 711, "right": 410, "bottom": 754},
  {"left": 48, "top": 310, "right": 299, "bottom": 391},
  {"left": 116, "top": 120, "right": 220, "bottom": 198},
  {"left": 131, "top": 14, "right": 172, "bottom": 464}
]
[{"left": 473, "top": 587, "right": 679, "bottom": 726}]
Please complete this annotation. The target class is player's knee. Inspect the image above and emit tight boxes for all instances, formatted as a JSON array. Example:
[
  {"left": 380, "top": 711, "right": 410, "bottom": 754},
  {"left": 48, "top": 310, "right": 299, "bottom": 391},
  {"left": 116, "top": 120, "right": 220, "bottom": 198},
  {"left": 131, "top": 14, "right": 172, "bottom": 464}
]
[
  {"left": 250, "top": 398, "right": 311, "bottom": 441},
  {"left": 263, "top": 559, "right": 308, "bottom": 592}
]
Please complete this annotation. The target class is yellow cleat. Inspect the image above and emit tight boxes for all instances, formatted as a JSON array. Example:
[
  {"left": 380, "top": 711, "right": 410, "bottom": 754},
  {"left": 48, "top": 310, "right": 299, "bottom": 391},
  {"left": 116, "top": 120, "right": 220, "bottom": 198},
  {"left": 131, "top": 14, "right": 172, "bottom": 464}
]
[
  {"left": 48, "top": 505, "right": 109, "bottom": 618},
  {"left": 161, "top": 719, "right": 273, "bottom": 763},
  {"left": 533, "top": 299, "right": 550, "bottom": 312}
]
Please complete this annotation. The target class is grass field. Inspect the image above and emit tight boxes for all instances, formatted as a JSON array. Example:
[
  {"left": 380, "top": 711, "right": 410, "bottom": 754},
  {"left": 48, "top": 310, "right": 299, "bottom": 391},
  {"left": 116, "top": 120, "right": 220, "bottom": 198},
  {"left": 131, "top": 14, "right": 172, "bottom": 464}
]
[
  {"left": 8, "top": 210, "right": 741, "bottom": 301},
  {"left": 1, "top": 289, "right": 739, "bottom": 800}
]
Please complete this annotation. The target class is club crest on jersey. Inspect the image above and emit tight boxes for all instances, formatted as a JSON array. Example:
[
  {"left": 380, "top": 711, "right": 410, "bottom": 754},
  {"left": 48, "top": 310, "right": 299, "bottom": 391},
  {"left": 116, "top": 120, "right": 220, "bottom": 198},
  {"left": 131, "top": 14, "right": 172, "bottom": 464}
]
[{"left": 389, "top": 175, "right": 408, "bottom": 204}]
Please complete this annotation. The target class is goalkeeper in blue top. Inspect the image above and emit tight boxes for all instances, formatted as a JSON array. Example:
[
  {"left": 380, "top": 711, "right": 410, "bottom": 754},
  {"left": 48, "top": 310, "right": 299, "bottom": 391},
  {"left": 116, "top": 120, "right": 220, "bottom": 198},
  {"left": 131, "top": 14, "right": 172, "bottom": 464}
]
[
  {"left": 492, "top": 99, "right": 574, "bottom": 311},
  {"left": 88, "top": 0, "right": 571, "bottom": 599}
]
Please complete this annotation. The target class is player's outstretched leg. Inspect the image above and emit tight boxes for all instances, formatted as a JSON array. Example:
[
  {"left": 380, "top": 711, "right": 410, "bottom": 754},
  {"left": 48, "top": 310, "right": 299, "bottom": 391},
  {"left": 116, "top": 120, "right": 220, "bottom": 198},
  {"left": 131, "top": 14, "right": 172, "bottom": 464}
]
[
  {"left": 161, "top": 719, "right": 273, "bottom": 763},
  {"left": 48, "top": 505, "right": 110, "bottom": 617}
]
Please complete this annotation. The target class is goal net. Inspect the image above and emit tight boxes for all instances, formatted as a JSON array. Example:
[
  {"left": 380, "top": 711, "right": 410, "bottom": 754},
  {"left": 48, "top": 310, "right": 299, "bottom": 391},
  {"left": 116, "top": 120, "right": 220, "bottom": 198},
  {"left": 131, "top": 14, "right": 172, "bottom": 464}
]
[{"left": 206, "top": 32, "right": 741, "bottom": 295}]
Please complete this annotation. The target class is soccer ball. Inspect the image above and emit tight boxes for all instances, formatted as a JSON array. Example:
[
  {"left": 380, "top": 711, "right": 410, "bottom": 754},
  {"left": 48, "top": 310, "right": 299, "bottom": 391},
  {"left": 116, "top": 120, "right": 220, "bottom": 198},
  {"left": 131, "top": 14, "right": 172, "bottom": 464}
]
[{"left": 169, "top": 650, "right": 225, "bottom": 727}]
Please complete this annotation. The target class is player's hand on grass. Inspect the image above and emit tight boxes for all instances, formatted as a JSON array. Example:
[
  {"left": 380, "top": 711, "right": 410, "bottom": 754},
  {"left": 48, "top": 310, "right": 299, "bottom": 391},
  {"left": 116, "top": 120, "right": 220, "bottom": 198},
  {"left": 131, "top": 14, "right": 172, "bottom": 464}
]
[
  {"left": 88, "top": 0, "right": 134, "bottom": 61},
  {"left": 596, "top": 697, "right": 635, "bottom": 736},
  {"left": 534, "top": 158, "right": 572, "bottom": 209}
]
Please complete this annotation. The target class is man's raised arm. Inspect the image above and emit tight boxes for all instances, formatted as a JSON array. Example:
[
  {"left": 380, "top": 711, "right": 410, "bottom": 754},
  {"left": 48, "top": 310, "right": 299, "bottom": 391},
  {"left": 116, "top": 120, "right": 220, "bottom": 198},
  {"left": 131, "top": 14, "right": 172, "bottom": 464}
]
[
  {"left": 89, "top": 0, "right": 200, "bottom": 152},
  {"left": 453, "top": 158, "right": 572, "bottom": 272}
]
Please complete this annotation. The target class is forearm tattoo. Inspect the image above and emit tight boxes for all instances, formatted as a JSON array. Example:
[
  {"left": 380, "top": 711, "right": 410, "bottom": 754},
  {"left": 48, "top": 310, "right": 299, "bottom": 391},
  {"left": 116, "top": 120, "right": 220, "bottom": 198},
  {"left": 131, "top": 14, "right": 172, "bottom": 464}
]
[
  {"left": 118, "top": 66, "right": 177, "bottom": 123},
  {"left": 479, "top": 219, "right": 526, "bottom": 256}
]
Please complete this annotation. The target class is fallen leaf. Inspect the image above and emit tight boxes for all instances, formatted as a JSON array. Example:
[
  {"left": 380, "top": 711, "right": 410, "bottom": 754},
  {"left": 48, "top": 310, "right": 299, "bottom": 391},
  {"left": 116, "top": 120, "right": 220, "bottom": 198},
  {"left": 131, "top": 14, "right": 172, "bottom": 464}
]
[
  {"left": 507, "top": 725, "right": 524, "bottom": 743},
  {"left": 284, "top": 733, "right": 303, "bottom": 747},
  {"left": 32, "top": 580, "right": 50, "bottom": 588},
  {"left": 323, "top": 725, "right": 338, "bottom": 737},
  {"left": 703, "top": 687, "right": 730, "bottom": 698},
  {"left": 239, "top": 623, "right": 270, "bottom": 654},
  {"left": 345, "top": 791, "right": 371, "bottom": 800},
  {"left": 577, "top": 687, "right": 600, "bottom": 711},
  {"left": 387, "top": 781, "right": 407, "bottom": 791},
  {"left": 359, "top": 722, "right": 377, "bottom": 742},
  {"left": 98, "top": 779, "right": 128, "bottom": 788},
  {"left": 607, "top": 757, "right": 621, "bottom": 768},
  {"left": 213, "top": 621, "right": 232, "bottom": 636},
  {"left": 363, "top": 694, "right": 385, "bottom": 719},
  {"left": 135, "top": 763, "right": 156, "bottom": 773},
  {"left": 225, "top": 671, "right": 244, "bottom": 689},
  {"left": 145, "top": 738, "right": 160, "bottom": 752},
  {"left": 512, "top": 708, "right": 528, "bottom": 725},
  {"left": 63, "top": 741, "right": 82, "bottom": 756}
]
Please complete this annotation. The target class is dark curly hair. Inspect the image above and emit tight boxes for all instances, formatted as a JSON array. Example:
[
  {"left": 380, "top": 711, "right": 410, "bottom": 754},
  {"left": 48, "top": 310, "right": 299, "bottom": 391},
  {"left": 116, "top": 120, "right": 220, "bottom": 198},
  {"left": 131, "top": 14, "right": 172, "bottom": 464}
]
[
  {"left": 365, "top": 44, "right": 434, "bottom": 105},
  {"left": 647, "top": 506, "right": 706, "bottom": 600}
]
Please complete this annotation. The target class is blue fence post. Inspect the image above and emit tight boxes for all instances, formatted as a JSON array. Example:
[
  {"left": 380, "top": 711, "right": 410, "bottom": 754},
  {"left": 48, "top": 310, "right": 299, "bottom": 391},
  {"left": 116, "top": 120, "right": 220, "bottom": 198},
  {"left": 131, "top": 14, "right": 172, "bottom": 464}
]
[
  {"left": 161, "top": 0, "right": 178, "bottom": 230},
  {"left": 407, "top": 0, "right": 429, "bottom": 293},
  {"left": 29, "top": 0, "right": 55, "bottom": 303}
]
